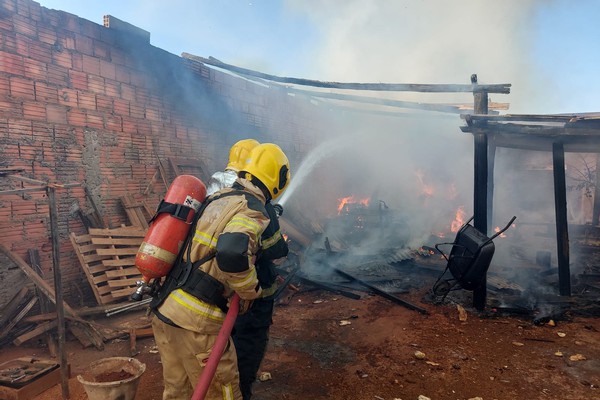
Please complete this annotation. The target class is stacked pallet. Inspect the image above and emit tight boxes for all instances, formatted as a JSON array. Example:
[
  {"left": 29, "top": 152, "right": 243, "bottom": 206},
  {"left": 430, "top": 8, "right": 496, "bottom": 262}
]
[{"left": 70, "top": 227, "right": 146, "bottom": 305}]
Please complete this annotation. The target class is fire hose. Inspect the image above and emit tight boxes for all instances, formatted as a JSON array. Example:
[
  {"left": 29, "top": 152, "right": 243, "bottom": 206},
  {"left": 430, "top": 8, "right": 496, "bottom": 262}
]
[{"left": 191, "top": 293, "right": 240, "bottom": 400}]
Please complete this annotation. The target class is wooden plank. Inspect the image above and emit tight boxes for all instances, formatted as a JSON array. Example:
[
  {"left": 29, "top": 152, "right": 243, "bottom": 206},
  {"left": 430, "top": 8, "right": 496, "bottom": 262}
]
[
  {"left": 102, "top": 258, "right": 137, "bottom": 267},
  {"left": 106, "top": 278, "right": 140, "bottom": 288},
  {"left": 0, "top": 244, "right": 79, "bottom": 316},
  {"left": 0, "top": 297, "right": 38, "bottom": 341},
  {"left": 96, "top": 248, "right": 139, "bottom": 256},
  {"left": 70, "top": 233, "right": 103, "bottom": 305},
  {"left": 0, "top": 287, "right": 29, "bottom": 328},
  {"left": 13, "top": 320, "right": 58, "bottom": 346},
  {"left": 88, "top": 227, "right": 146, "bottom": 237},
  {"left": 91, "top": 237, "right": 143, "bottom": 246},
  {"left": 105, "top": 267, "right": 140, "bottom": 278}
]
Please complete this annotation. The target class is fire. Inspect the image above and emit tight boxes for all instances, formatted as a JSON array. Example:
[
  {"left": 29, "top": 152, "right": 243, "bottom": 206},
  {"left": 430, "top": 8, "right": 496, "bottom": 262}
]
[
  {"left": 494, "top": 226, "right": 507, "bottom": 238},
  {"left": 337, "top": 195, "right": 370, "bottom": 214},
  {"left": 450, "top": 206, "right": 466, "bottom": 232},
  {"left": 415, "top": 170, "right": 434, "bottom": 198}
]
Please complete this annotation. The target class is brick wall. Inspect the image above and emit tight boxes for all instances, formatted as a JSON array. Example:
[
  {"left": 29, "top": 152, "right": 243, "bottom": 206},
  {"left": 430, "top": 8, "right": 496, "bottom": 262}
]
[{"left": 0, "top": 0, "right": 329, "bottom": 305}]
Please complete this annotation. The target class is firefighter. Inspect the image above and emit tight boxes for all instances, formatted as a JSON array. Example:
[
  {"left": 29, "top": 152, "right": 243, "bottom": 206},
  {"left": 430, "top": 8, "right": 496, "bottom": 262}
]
[
  {"left": 232, "top": 156, "right": 288, "bottom": 400},
  {"left": 206, "top": 138, "right": 260, "bottom": 196},
  {"left": 150, "top": 142, "right": 291, "bottom": 400}
]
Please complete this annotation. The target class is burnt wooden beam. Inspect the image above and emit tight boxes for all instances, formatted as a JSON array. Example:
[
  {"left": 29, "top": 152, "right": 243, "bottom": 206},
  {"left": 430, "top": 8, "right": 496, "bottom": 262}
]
[
  {"left": 471, "top": 74, "right": 489, "bottom": 311},
  {"left": 332, "top": 267, "right": 429, "bottom": 314},
  {"left": 297, "top": 276, "right": 362, "bottom": 300},
  {"left": 552, "top": 143, "right": 571, "bottom": 296},
  {"left": 182, "top": 53, "right": 511, "bottom": 94}
]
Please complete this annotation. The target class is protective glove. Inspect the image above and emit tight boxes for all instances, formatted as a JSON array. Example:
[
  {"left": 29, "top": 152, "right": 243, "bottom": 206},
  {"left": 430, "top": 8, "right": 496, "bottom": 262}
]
[
  {"left": 273, "top": 204, "right": 283, "bottom": 217},
  {"left": 238, "top": 299, "right": 254, "bottom": 315}
]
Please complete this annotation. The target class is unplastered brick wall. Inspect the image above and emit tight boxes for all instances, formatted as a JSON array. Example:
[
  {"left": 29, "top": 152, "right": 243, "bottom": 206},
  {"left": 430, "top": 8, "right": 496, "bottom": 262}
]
[{"left": 0, "top": 0, "right": 329, "bottom": 305}]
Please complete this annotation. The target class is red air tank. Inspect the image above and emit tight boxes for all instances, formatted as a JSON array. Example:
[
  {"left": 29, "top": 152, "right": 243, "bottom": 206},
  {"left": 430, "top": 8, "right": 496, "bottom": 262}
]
[{"left": 135, "top": 175, "right": 206, "bottom": 284}]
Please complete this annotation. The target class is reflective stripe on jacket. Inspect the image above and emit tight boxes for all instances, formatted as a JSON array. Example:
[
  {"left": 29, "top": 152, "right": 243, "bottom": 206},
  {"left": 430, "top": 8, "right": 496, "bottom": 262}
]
[{"left": 157, "top": 178, "right": 269, "bottom": 334}]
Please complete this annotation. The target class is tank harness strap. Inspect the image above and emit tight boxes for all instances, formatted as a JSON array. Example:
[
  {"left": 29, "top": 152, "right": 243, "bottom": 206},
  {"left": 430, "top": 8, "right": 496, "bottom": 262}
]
[
  {"left": 150, "top": 189, "right": 260, "bottom": 312},
  {"left": 148, "top": 199, "right": 193, "bottom": 224}
]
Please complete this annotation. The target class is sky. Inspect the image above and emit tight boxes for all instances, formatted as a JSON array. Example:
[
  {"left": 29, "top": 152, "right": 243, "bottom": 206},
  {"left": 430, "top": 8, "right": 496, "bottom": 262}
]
[{"left": 36, "top": 0, "right": 600, "bottom": 115}]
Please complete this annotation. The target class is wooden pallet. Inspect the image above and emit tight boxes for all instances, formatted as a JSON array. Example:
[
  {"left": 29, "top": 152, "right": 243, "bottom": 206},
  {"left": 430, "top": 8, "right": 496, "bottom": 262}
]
[
  {"left": 121, "top": 194, "right": 151, "bottom": 229},
  {"left": 70, "top": 227, "right": 146, "bottom": 305}
]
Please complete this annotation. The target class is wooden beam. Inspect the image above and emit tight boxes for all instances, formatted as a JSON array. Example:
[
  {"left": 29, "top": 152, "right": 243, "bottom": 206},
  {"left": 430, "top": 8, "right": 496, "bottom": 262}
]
[
  {"left": 183, "top": 53, "right": 512, "bottom": 94},
  {"left": 472, "top": 74, "right": 489, "bottom": 312},
  {"left": 552, "top": 143, "right": 571, "bottom": 296}
]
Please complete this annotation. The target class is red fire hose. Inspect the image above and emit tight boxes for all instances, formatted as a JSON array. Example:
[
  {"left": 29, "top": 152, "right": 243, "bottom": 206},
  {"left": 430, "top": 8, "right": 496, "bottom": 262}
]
[{"left": 191, "top": 293, "right": 240, "bottom": 400}]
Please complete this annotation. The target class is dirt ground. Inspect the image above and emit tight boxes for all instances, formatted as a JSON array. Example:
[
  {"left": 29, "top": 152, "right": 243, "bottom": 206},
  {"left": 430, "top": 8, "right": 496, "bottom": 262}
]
[{"left": 1, "top": 285, "right": 598, "bottom": 400}]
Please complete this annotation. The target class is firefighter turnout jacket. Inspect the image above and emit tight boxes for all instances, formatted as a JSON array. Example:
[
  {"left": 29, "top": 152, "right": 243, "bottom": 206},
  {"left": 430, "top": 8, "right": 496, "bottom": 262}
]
[{"left": 155, "top": 178, "right": 269, "bottom": 334}]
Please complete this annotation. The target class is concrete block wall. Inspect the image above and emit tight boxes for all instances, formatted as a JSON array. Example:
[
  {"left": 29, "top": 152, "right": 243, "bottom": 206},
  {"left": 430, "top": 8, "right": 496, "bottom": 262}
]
[{"left": 0, "top": 0, "right": 329, "bottom": 305}]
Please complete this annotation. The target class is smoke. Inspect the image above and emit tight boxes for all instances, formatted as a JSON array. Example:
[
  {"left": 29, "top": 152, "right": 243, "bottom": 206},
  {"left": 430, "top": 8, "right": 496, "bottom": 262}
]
[
  {"left": 285, "top": 0, "right": 552, "bottom": 113},
  {"left": 278, "top": 0, "right": 596, "bottom": 303}
]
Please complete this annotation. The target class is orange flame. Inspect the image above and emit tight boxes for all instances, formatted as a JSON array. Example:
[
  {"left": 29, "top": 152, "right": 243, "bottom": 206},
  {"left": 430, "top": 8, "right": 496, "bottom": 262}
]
[
  {"left": 494, "top": 226, "right": 507, "bottom": 238},
  {"left": 337, "top": 195, "right": 370, "bottom": 214},
  {"left": 451, "top": 206, "right": 466, "bottom": 233},
  {"left": 415, "top": 170, "right": 434, "bottom": 198}
]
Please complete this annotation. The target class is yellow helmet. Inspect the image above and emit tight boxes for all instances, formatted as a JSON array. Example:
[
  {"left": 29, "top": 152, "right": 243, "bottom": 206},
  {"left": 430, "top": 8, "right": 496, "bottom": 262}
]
[
  {"left": 242, "top": 143, "right": 290, "bottom": 200},
  {"left": 226, "top": 139, "right": 260, "bottom": 172}
]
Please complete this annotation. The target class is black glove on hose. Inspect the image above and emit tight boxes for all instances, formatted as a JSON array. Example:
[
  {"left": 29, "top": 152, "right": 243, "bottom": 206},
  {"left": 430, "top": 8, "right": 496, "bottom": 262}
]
[{"left": 273, "top": 204, "right": 283, "bottom": 217}]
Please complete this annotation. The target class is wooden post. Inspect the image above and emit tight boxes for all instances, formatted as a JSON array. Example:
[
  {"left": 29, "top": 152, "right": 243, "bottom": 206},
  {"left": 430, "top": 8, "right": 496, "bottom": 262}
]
[
  {"left": 487, "top": 139, "right": 497, "bottom": 228},
  {"left": 48, "top": 186, "right": 69, "bottom": 399},
  {"left": 471, "top": 74, "right": 489, "bottom": 311},
  {"left": 593, "top": 153, "right": 600, "bottom": 225},
  {"left": 552, "top": 143, "right": 571, "bottom": 296}
]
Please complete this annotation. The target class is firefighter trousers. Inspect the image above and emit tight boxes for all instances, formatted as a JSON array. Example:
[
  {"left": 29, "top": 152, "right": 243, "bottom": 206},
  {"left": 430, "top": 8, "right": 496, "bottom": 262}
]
[
  {"left": 232, "top": 296, "right": 275, "bottom": 400},
  {"left": 152, "top": 316, "right": 242, "bottom": 400}
]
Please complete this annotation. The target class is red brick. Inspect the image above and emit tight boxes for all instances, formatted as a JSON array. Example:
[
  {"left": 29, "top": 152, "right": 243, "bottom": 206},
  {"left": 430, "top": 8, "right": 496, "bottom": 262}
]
[
  {"left": 12, "top": 14, "right": 36, "bottom": 37},
  {"left": 93, "top": 40, "right": 109, "bottom": 59},
  {"left": 40, "top": 8, "right": 60, "bottom": 28},
  {"left": 70, "top": 53, "right": 82, "bottom": 70},
  {"left": 87, "top": 74, "right": 104, "bottom": 94},
  {"left": 29, "top": 1, "right": 42, "bottom": 22},
  {"left": 77, "top": 91, "right": 95, "bottom": 110},
  {"left": 81, "top": 54, "right": 100, "bottom": 75},
  {"left": 129, "top": 103, "right": 144, "bottom": 119},
  {"left": 23, "top": 101, "right": 46, "bottom": 120},
  {"left": 9, "top": 76, "right": 35, "bottom": 99},
  {"left": 99, "top": 59, "right": 115, "bottom": 80},
  {"left": 37, "top": 25, "right": 57, "bottom": 46},
  {"left": 47, "top": 64, "right": 68, "bottom": 86},
  {"left": 105, "top": 115, "right": 122, "bottom": 132},
  {"left": 96, "top": 94, "right": 113, "bottom": 112},
  {"left": 113, "top": 98, "right": 129, "bottom": 116},
  {"left": 0, "top": 100, "right": 23, "bottom": 117},
  {"left": 80, "top": 19, "right": 101, "bottom": 39},
  {"left": 103, "top": 74, "right": 123, "bottom": 93},
  {"left": 74, "top": 33, "right": 93, "bottom": 55},
  {"left": 0, "top": 51, "right": 25, "bottom": 75},
  {"left": 0, "top": 76, "right": 8, "bottom": 97},
  {"left": 66, "top": 108, "right": 85, "bottom": 126},
  {"left": 8, "top": 119, "right": 32, "bottom": 137},
  {"left": 85, "top": 111, "right": 103, "bottom": 128},
  {"left": 120, "top": 83, "right": 135, "bottom": 101},
  {"left": 68, "top": 69, "right": 87, "bottom": 90},
  {"left": 29, "top": 41, "right": 52, "bottom": 63},
  {"left": 57, "top": 88, "right": 77, "bottom": 107},
  {"left": 34, "top": 81, "right": 58, "bottom": 103},
  {"left": 23, "top": 58, "right": 47, "bottom": 80},
  {"left": 1, "top": 0, "right": 17, "bottom": 13},
  {"left": 46, "top": 103, "right": 67, "bottom": 124},
  {"left": 14, "top": 33, "right": 30, "bottom": 57},
  {"left": 114, "top": 65, "right": 130, "bottom": 84},
  {"left": 62, "top": 14, "right": 81, "bottom": 34},
  {"left": 52, "top": 48, "right": 72, "bottom": 69}
]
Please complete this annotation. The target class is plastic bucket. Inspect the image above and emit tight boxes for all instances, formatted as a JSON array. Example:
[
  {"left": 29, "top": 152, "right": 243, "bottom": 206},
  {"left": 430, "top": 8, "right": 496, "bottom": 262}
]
[{"left": 77, "top": 357, "right": 146, "bottom": 400}]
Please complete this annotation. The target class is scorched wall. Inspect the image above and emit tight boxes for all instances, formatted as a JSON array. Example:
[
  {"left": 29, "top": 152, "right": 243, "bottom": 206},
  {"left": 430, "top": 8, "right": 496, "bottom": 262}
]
[{"left": 0, "top": 0, "right": 326, "bottom": 305}]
